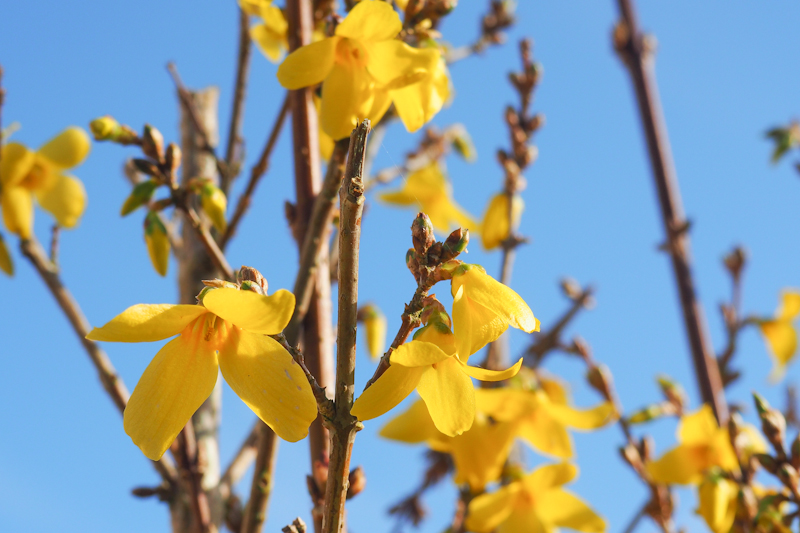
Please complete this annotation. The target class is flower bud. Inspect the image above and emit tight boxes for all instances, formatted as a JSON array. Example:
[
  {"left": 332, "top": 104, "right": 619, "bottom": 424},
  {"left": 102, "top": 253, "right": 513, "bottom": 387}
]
[
  {"left": 480, "top": 193, "right": 524, "bottom": 251},
  {"left": 406, "top": 248, "right": 420, "bottom": 281},
  {"left": 791, "top": 433, "right": 800, "bottom": 470},
  {"left": 656, "top": 374, "right": 686, "bottom": 413},
  {"left": 697, "top": 471, "right": 737, "bottom": 533},
  {"left": 411, "top": 212, "right": 435, "bottom": 257},
  {"left": 90, "top": 116, "right": 139, "bottom": 144},
  {"left": 238, "top": 266, "right": 268, "bottom": 293},
  {"left": 779, "top": 464, "right": 800, "bottom": 496},
  {"left": 628, "top": 404, "right": 666, "bottom": 424},
  {"left": 560, "top": 277, "right": 582, "bottom": 300},
  {"left": 200, "top": 182, "right": 228, "bottom": 233},
  {"left": 450, "top": 124, "right": 476, "bottom": 163},
  {"left": 753, "top": 393, "right": 786, "bottom": 450},
  {"left": 346, "top": 466, "right": 366, "bottom": 500},
  {"left": 142, "top": 124, "right": 165, "bottom": 163},
  {"left": 357, "top": 304, "right": 387, "bottom": 360},
  {"left": 586, "top": 364, "right": 613, "bottom": 402},
  {"left": 441, "top": 228, "right": 469, "bottom": 261},
  {"left": 165, "top": 143, "right": 182, "bottom": 178},
  {"left": 723, "top": 246, "right": 747, "bottom": 281},
  {"left": 144, "top": 211, "right": 169, "bottom": 277},
  {"left": 121, "top": 180, "right": 159, "bottom": 216},
  {"left": 755, "top": 453, "right": 779, "bottom": 474},
  {"left": 0, "top": 233, "right": 13, "bottom": 276}
]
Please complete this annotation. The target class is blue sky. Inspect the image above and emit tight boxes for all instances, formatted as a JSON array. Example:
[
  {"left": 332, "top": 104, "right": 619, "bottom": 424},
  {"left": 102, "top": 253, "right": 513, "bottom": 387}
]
[{"left": 2, "top": 1, "right": 800, "bottom": 532}]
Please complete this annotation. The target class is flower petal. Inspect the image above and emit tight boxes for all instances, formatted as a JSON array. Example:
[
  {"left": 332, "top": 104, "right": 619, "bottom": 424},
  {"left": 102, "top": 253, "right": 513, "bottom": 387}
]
[
  {"left": 36, "top": 173, "right": 86, "bottom": 228},
  {"left": 460, "top": 357, "right": 522, "bottom": 382},
  {"left": 518, "top": 414, "right": 574, "bottom": 459},
  {"left": 351, "top": 364, "right": 424, "bottom": 421},
  {"left": 38, "top": 127, "right": 91, "bottom": 169},
  {"left": 202, "top": 287, "right": 295, "bottom": 335},
  {"left": 379, "top": 397, "right": 439, "bottom": 443},
  {"left": 390, "top": 340, "right": 451, "bottom": 367},
  {"left": 454, "top": 265, "right": 538, "bottom": 333},
  {"left": 678, "top": 405, "right": 720, "bottom": 444},
  {"left": 474, "top": 388, "right": 534, "bottom": 420},
  {"left": 465, "top": 484, "right": 520, "bottom": 533},
  {"left": 320, "top": 61, "right": 373, "bottom": 140},
  {"left": 1, "top": 142, "right": 36, "bottom": 187},
  {"left": 87, "top": 304, "right": 207, "bottom": 342},
  {"left": 498, "top": 507, "right": 546, "bottom": 533},
  {"left": 646, "top": 444, "right": 702, "bottom": 485},
  {"left": 2, "top": 185, "right": 34, "bottom": 239},
  {"left": 367, "top": 40, "right": 437, "bottom": 87},
  {"left": 760, "top": 320, "right": 797, "bottom": 369},
  {"left": 449, "top": 416, "right": 518, "bottom": 491},
  {"left": 277, "top": 37, "right": 338, "bottom": 89},
  {"left": 416, "top": 357, "right": 475, "bottom": 436},
  {"left": 251, "top": 24, "right": 285, "bottom": 63},
  {"left": 545, "top": 401, "right": 617, "bottom": 431},
  {"left": 452, "top": 284, "right": 508, "bottom": 358},
  {"left": 537, "top": 488, "right": 606, "bottom": 533},
  {"left": 124, "top": 326, "right": 219, "bottom": 460},
  {"left": 335, "top": 0, "right": 401, "bottom": 42},
  {"left": 777, "top": 290, "right": 800, "bottom": 320},
  {"left": 523, "top": 463, "right": 578, "bottom": 495},
  {"left": 218, "top": 326, "right": 316, "bottom": 442}
]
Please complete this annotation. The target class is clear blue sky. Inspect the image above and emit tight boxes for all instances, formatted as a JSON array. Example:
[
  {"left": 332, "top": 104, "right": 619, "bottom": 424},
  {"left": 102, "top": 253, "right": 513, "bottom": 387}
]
[{"left": 2, "top": 1, "right": 800, "bottom": 532}]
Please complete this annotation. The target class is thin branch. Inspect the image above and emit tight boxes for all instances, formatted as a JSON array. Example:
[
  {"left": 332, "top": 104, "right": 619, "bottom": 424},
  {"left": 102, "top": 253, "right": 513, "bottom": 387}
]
[
  {"left": 178, "top": 203, "right": 234, "bottom": 280},
  {"left": 526, "top": 286, "right": 594, "bottom": 366},
  {"left": 622, "top": 501, "right": 648, "bottom": 533},
  {"left": 321, "top": 119, "right": 370, "bottom": 533},
  {"left": 220, "top": 94, "right": 290, "bottom": 249},
  {"left": 218, "top": 422, "right": 261, "bottom": 503},
  {"left": 176, "top": 421, "right": 215, "bottom": 533},
  {"left": 19, "top": 237, "right": 179, "bottom": 488},
  {"left": 614, "top": 0, "right": 728, "bottom": 422},
  {"left": 240, "top": 426, "right": 279, "bottom": 533},
  {"left": 222, "top": 6, "right": 253, "bottom": 193}
]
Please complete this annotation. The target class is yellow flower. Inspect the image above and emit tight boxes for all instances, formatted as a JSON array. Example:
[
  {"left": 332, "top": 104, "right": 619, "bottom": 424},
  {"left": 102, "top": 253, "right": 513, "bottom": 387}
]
[
  {"left": 759, "top": 290, "right": 800, "bottom": 382},
  {"left": 144, "top": 212, "right": 170, "bottom": 277},
  {"left": 475, "top": 379, "right": 617, "bottom": 459},
  {"left": 465, "top": 463, "right": 606, "bottom": 533},
  {"left": 449, "top": 263, "right": 539, "bottom": 357},
  {"left": 277, "top": 0, "right": 441, "bottom": 139},
  {"left": 315, "top": 94, "right": 335, "bottom": 161},
  {"left": 380, "top": 399, "right": 518, "bottom": 491},
  {"left": 379, "top": 162, "right": 477, "bottom": 234},
  {"left": 390, "top": 47, "right": 451, "bottom": 133},
  {"left": 241, "top": 0, "right": 288, "bottom": 62},
  {"left": 358, "top": 303, "right": 387, "bottom": 360},
  {"left": 0, "top": 233, "right": 12, "bottom": 276},
  {"left": 199, "top": 181, "right": 228, "bottom": 233},
  {"left": 87, "top": 284, "right": 317, "bottom": 460},
  {"left": 351, "top": 310, "right": 522, "bottom": 436},
  {"left": 1, "top": 127, "right": 90, "bottom": 239},
  {"left": 647, "top": 405, "right": 738, "bottom": 485},
  {"left": 696, "top": 470, "right": 738, "bottom": 533},
  {"left": 480, "top": 193, "right": 524, "bottom": 251}
]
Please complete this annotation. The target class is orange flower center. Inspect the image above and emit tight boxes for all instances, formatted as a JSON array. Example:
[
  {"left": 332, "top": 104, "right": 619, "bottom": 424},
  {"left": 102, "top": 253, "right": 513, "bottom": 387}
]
[{"left": 335, "top": 38, "right": 369, "bottom": 68}]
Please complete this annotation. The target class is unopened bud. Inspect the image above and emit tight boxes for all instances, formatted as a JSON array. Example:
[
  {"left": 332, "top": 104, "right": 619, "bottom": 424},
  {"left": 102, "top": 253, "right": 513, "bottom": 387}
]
[
  {"left": 406, "top": 248, "right": 420, "bottom": 281},
  {"left": 165, "top": 143, "right": 182, "bottom": 177},
  {"left": 586, "top": 364, "right": 613, "bottom": 402},
  {"left": 238, "top": 266, "right": 268, "bottom": 295},
  {"left": 450, "top": 124, "right": 476, "bottom": 163},
  {"left": 640, "top": 436, "right": 654, "bottom": 462},
  {"left": 441, "top": 228, "right": 469, "bottom": 261},
  {"left": 755, "top": 453, "right": 779, "bottom": 475},
  {"left": 411, "top": 212, "right": 435, "bottom": 258},
  {"left": 560, "top": 277, "right": 582, "bottom": 300},
  {"left": 628, "top": 404, "right": 665, "bottom": 425},
  {"left": 656, "top": 375, "right": 686, "bottom": 414},
  {"left": 200, "top": 181, "right": 228, "bottom": 233},
  {"left": 754, "top": 393, "right": 786, "bottom": 450},
  {"left": 346, "top": 466, "right": 366, "bottom": 499},
  {"left": 142, "top": 124, "right": 165, "bottom": 163},
  {"left": 779, "top": 464, "right": 800, "bottom": 495},
  {"left": 723, "top": 246, "right": 747, "bottom": 280},
  {"left": 90, "top": 116, "right": 139, "bottom": 144},
  {"left": 121, "top": 180, "right": 159, "bottom": 216},
  {"left": 144, "top": 211, "right": 169, "bottom": 277},
  {"left": 791, "top": 434, "right": 800, "bottom": 470}
]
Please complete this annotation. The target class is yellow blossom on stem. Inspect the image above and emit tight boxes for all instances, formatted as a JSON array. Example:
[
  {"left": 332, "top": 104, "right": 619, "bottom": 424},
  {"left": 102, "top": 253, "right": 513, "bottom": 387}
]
[
  {"left": 358, "top": 303, "right": 387, "bottom": 360},
  {"left": 144, "top": 212, "right": 170, "bottom": 277},
  {"left": 696, "top": 469, "right": 738, "bottom": 533},
  {"left": 466, "top": 463, "right": 606, "bottom": 533},
  {"left": 351, "top": 309, "right": 522, "bottom": 436},
  {"left": 380, "top": 399, "right": 518, "bottom": 491},
  {"left": 87, "top": 283, "right": 317, "bottom": 460},
  {"left": 449, "top": 262, "right": 539, "bottom": 357},
  {"left": 475, "top": 379, "right": 617, "bottom": 459},
  {"left": 647, "top": 405, "right": 739, "bottom": 485},
  {"left": 276, "top": 1, "right": 441, "bottom": 139},
  {"left": 199, "top": 181, "right": 228, "bottom": 233},
  {"left": 379, "top": 162, "right": 477, "bottom": 234},
  {"left": 240, "top": 0, "right": 288, "bottom": 63},
  {"left": 0, "top": 127, "right": 91, "bottom": 238},
  {"left": 758, "top": 290, "right": 800, "bottom": 382},
  {"left": 480, "top": 192, "right": 524, "bottom": 251},
  {"left": 0, "top": 232, "right": 13, "bottom": 276}
]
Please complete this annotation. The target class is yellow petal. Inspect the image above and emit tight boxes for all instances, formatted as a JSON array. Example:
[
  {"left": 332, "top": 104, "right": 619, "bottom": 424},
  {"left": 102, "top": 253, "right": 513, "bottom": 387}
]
[
  {"left": 777, "top": 290, "right": 800, "bottom": 320},
  {"left": 540, "top": 376, "right": 569, "bottom": 405},
  {"left": 498, "top": 507, "right": 546, "bottom": 533},
  {"left": 363, "top": 309, "right": 386, "bottom": 359},
  {"left": 379, "top": 397, "right": 440, "bottom": 443},
  {"left": 413, "top": 320, "right": 457, "bottom": 355},
  {"left": 448, "top": 416, "right": 518, "bottom": 491},
  {"left": 518, "top": 414, "right": 574, "bottom": 459},
  {"left": 546, "top": 401, "right": 617, "bottom": 431},
  {"left": 145, "top": 216, "right": 170, "bottom": 277},
  {"left": 218, "top": 325, "right": 316, "bottom": 442},
  {"left": 474, "top": 388, "right": 534, "bottom": 420},
  {"left": 390, "top": 340, "right": 451, "bottom": 367},
  {"left": 351, "top": 364, "right": 424, "bottom": 421},
  {"left": 124, "top": 321, "right": 219, "bottom": 460},
  {"left": 2, "top": 186, "right": 33, "bottom": 239},
  {"left": 465, "top": 484, "right": 520, "bottom": 533},
  {"left": 251, "top": 22, "right": 285, "bottom": 63},
  {"left": 87, "top": 304, "right": 208, "bottom": 342},
  {"left": 367, "top": 40, "right": 437, "bottom": 87},
  {"left": 760, "top": 319, "right": 797, "bottom": 369},
  {"left": 277, "top": 36, "right": 338, "bottom": 89},
  {"left": 646, "top": 444, "right": 703, "bottom": 485},
  {"left": 335, "top": 0, "right": 401, "bottom": 42},
  {"left": 36, "top": 173, "right": 86, "bottom": 228},
  {"left": 0, "top": 234, "right": 13, "bottom": 276},
  {"left": 523, "top": 463, "right": 578, "bottom": 494},
  {"left": 460, "top": 357, "right": 522, "bottom": 382},
  {"left": 697, "top": 476, "right": 738, "bottom": 533},
  {"left": 416, "top": 357, "right": 475, "bottom": 436},
  {"left": 678, "top": 405, "right": 720, "bottom": 444},
  {"left": 481, "top": 193, "right": 524, "bottom": 251},
  {"left": 238, "top": 0, "right": 262, "bottom": 16},
  {"left": 537, "top": 488, "right": 606, "bottom": 533},
  {"left": 423, "top": 195, "right": 479, "bottom": 234},
  {"left": 38, "top": 127, "right": 91, "bottom": 169},
  {"left": 320, "top": 61, "right": 374, "bottom": 140},
  {"left": 1, "top": 142, "right": 36, "bottom": 187},
  {"left": 201, "top": 287, "right": 295, "bottom": 335}
]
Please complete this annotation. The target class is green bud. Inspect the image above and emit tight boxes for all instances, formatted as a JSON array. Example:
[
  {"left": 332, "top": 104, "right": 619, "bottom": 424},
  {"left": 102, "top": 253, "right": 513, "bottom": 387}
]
[
  {"left": 121, "top": 180, "right": 160, "bottom": 216},
  {"left": 411, "top": 212, "right": 435, "bottom": 257},
  {"left": 628, "top": 404, "right": 664, "bottom": 424},
  {"left": 200, "top": 182, "right": 228, "bottom": 233},
  {"left": 755, "top": 453, "right": 779, "bottom": 475},
  {"left": 90, "top": 116, "right": 139, "bottom": 144},
  {"left": 753, "top": 392, "right": 770, "bottom": 415},
  {"left": 442, "top": 228, "right": 470, "bottom": 261},
  {"left": 450, "top": 124, "right": 477, "bottom": 163},
  {"left": 144, "top": 212, "right": 169, "bottom": 277},
  {"left": 142, "top": 124, "right": 165, "bottom": 162}
]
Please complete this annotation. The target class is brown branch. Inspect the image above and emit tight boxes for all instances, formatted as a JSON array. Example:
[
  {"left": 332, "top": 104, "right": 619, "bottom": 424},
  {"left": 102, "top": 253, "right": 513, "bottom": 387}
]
[
  {"left": 321, "top": 120, "right": 370, "bottom": 533},
  {"left": 220, "top": 94, "right": 290, "bottom": 249},
  {"left": 222, "top": 6, "right": 253, "bottom": 193},
  {"left": 18, "top": 237, "right": 179, "bottom": 488},
  {"left": 240, "top": 426, "right": 279, "bottom": 533},
  {"left": 218, "top": 422, "right": 261, "bottom": 503},
  {"left": 614, "top": 0, "right": 727, "bottom": 423},
  {"left": 526, "top": 286, "right": 594, "bottom": 366},
  {"left": 176, "top": 421, "right": 215, "bottom": 533},
  {"left": 177, "top": 203, "right": 234, "bottom": 280}
]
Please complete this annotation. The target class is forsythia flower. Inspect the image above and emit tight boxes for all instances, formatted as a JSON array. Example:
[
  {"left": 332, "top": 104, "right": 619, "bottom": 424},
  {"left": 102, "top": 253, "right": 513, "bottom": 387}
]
[
  {"left": 465, "top": 463, "right": 606, "bottom": 533},
  {"left": 87, "top": 281, "right": 317, "bottom": 460},
  {"left": 240, "top": 0, "right": 288, "bottom": 62},
  {"left": 1, "top": 127, "right": 90, "bottom": 238},
  {"left": 381, "top": 399, "right": 518, "bottom": 491},
  {"left": 696, "top": 469, "right": 738, "bottom": 533},
  {"left": 144, "top": 212, "right": 170, "bottom": 277},
  {"left": 475, "top": 379, "right": 617, "bottom": 459},
  {"left": 449, "top": 262, "right": 540, "bottom": 357},
  {"left": 351, "top": 309, "right": 522, "bottom": 436},
  {"left": 358, "top": 303, "right": 387, "bottom": 360},
  {"left": 380, "top": 162, "right": 477, "bottom": 234},
  {"left": 276, "top": 1, "right": 442, "bottom": 139},
  {"left": 480, "top": 192, "right": 524, "bottom": 250},
  {"left": 647, "top": 405, "right": 739, "bottom": 485},
  {"left": 758, "top": 290, "right": 800, "bottom": 382}
]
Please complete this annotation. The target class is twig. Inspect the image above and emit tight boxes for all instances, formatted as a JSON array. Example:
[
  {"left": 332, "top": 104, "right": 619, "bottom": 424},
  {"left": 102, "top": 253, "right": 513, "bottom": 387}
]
[
  {"left": 240, "top": 426, "right": 279, "bottom": 533},
  {"left": 220, "top": 94, "right": 290, "bottom": 249},
  {"left": 622, "top": 501, "right": 648, "bottom": 533},
  {"left": 167, "top": 62, "right": 229, "bottom": 181},
  {"left": 49, "top": 225, "right": 60, "bottom": 266},
  {"left": 176, "top": 422, "right": 215, "bottom": 533},
  {"left": 218, "top": 422, "right": 261, "bottom": 503},
  {"left": 222, "top": 7, "right": 253, "bottom": 193},
  {"left": 526, "top": 286, "right": 594, "bottom": 366},
  {"left": 282, "top": 518, "right": 308, "bottom": 533},
  {"left": 18, "top": 237, "right": 179, "bottom": 488},
  {"left": 613, "top": 0, "right": 727, "bottom": 423},
  {"left": 178, "top": 203, "right": 234, "bottom": 280},
  {"left": 321, "top": 119, "right": 370, "bottom": 533}
]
